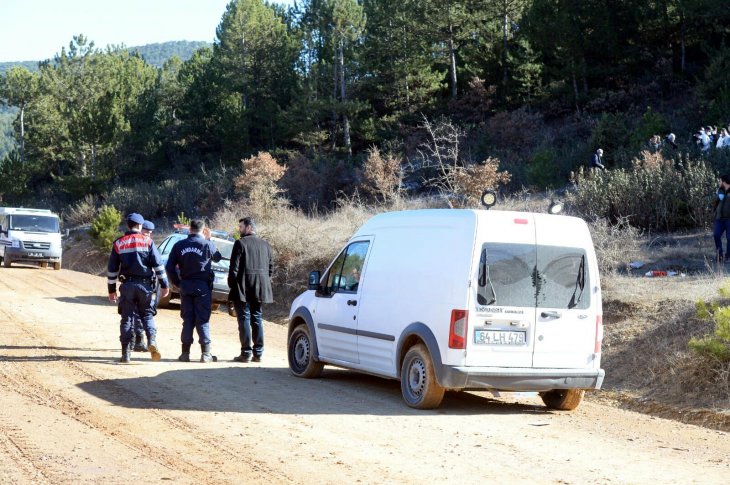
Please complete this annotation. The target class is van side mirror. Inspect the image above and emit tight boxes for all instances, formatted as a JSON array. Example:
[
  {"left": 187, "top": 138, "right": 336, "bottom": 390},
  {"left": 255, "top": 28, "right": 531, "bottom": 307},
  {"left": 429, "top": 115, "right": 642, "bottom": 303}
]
[
  {"left": 63, "top": 228, "right": 70, "bottom": 238},
  {"left": 308, "top": 271, "right": 321, "bottom": 291}
]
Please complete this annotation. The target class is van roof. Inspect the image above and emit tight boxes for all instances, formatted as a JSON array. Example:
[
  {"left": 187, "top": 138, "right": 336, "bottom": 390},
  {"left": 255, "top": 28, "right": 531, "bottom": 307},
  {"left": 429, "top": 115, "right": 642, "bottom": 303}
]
[
  {"left": 354, "top": 209, "right": 585, "bottom": 236},
  {"left": 0, "top": 207, "right": 57, "bottom": 217}
]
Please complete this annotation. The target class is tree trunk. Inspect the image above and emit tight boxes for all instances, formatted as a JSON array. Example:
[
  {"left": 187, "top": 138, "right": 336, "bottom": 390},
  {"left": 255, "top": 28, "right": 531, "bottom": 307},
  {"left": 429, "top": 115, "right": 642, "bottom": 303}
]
[
  {"left": 338, "top": 40, "right": 351, "bottom": 156},
  {"left": 571, "top": 63, "right": 580, "bottom": 114},
  {"left": 680, "top": 10, "right": 686, "bottom": 73},
  {"left": 502, "top": 11, "right": 509, "bottom": 86},
  {"left": 19, "top": 103, "right": 25, "bottom": 164},
  {"left": 331, "top": 45, "right": 339, "bottom": 151},
  {"left": 91, "top": 143, "right": 97, "bottom": 180},
  {"left": 448, "top": 34, "right": 458, "bottom": 100}
]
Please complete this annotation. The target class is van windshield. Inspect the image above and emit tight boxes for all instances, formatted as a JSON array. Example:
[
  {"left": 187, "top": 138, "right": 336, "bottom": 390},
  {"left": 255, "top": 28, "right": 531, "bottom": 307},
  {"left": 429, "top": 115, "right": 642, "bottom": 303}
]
[
  {"left": 477, "top": 243, "right": 590, "bottom": 309},
  {"left": 9, "top": 215, "right": 60, "bottom": 233}
]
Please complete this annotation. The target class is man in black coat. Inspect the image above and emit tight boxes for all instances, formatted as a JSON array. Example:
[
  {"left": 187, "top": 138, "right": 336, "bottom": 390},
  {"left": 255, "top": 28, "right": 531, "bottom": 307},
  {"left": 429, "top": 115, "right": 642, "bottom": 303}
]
[{"left": 228, "top": 217, "right": 274, "bottom": 362}]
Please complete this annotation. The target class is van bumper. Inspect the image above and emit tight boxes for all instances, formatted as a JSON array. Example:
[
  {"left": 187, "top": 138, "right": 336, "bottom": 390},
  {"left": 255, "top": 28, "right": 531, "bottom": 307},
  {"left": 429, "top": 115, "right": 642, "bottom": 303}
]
[
  {"left": 439, "top": 366, "right": 605, "bottom": 391},
  {"left": 4, "top": 247, "right": 61, "bottom": 263}
]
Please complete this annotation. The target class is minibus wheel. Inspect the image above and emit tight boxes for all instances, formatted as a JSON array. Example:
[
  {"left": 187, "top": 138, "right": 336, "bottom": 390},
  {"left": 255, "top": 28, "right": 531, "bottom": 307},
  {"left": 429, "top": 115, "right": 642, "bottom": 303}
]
[
  {"left": 288, "top": 324, "right": 323, "bottom": 378},
  {"left": 540, "top": 389, "right": 585, "bottom": 410},
  {"left": 400, "top": 344, "right": 445, "bottom": 409}
]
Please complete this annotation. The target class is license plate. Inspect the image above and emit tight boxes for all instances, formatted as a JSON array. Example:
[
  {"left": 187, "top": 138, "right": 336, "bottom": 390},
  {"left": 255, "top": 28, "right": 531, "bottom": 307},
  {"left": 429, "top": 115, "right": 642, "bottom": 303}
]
[
  {"left": 474, "top": 330, "right": 526, "bottom": 345},
  {"left": 27, "top": 252, "right": 43, "bottom": 258}
]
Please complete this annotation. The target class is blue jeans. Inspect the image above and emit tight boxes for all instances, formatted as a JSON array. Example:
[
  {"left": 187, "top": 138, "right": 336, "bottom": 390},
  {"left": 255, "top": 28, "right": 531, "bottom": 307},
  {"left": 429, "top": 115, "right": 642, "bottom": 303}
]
[
  {"left": 119, "top": 282, "right": 156, "bottom": 346},
  {"left": 179, "top": 279, "right": 212, "bottom": 345},
  {"left": 234, "top": 300, "right": 264, "bottom": 357},
  {"left": 714, "top": 219, "right": 730, "bottom": 258}
]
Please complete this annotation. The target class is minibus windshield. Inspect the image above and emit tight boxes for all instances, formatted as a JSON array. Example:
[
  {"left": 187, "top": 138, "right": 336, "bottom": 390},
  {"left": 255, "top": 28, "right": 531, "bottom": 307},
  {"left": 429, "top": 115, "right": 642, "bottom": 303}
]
[{"left": 9, "top": 215, "right": 60, "bottom": 233}]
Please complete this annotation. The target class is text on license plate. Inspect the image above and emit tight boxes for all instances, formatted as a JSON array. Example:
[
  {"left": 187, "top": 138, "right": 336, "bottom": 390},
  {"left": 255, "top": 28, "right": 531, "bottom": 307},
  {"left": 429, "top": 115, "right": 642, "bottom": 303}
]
[
  {"left": 27, "top": 252, "right": 43, "bottom": 257},
  {"left": 474, "top": 330, "right": 526, "bottom": 345}
]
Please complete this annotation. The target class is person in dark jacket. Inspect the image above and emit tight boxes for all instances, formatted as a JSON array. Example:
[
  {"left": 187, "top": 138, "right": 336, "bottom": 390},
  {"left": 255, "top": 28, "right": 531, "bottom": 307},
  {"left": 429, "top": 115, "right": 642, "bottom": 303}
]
[
  {"left": 713, "top": 175, "right": 730, "bottom": 263},
  {"left": 590, "top": 148, "right": 605, "bottom": 170},
  {"left": 107, "top": 213, "right": 169, "bottom": 363},
  {"left": 165, "top": 219, "right": 222, "bottom": 362},
  {"left": 228, "top": 217, "right": 273, "bottom": 363}
]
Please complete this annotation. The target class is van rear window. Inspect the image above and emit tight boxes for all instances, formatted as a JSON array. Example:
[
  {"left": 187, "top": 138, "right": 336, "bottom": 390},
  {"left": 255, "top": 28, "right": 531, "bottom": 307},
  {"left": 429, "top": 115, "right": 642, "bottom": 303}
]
[
  {"left": 477, "top": 243, "right": 590, "bottom": 309},
  {"left": 9, "top": 215, "right": 60, "bottom": 233}
]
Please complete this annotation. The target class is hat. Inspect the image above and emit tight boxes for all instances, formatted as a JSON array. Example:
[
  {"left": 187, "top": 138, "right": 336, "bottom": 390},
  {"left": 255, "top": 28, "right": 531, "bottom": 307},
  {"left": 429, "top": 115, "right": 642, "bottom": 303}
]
[
  {"left": 126, "top": 213, "right": 144, "bottom": 225},
  {"left": 142, "top": 220, "right": 155, "bottom": 231}
]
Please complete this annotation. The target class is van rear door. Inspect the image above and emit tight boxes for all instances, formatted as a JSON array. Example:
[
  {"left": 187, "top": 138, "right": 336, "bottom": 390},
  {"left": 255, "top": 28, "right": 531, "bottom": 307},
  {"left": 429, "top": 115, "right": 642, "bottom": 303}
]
[
  {"left": 532, "top": 218, "right": 597, "bottom": 369},
  {"left": 467, "top": 213, "right": 537, "bottom": 368}
]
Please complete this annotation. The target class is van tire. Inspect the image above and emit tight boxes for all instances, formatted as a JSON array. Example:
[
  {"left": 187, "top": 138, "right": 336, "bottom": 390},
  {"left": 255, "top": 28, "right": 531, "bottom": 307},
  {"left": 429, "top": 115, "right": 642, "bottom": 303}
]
[
  {"left": 540, "top": 389, "right": 585, "bottom": 411},
  {"left": 40, "top": 262, "right": 49, "bottom": 268},
  {"left": 288, "top": 324, "right": 323, "bottom": 378},
  {"left": 211, "top": 303, "right": 220, "bottom": 312},
  {"left": 400, "top": 344, "right": 445, "bottom": 409},
  {"left": 3, "top": 258, "right": 11, "bottom": 268},
  {"left": 52, "top": 262, "right": 61, "bottom": 271}
]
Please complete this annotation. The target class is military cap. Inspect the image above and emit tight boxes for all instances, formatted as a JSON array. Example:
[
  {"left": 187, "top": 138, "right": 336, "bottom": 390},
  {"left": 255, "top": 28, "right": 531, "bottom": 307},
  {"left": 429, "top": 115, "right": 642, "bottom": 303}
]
[
  {"left": 126, "top": 213, "right": 144, "bottom": 225},
  {"left": 142, "top": 220, "right": 155, "bottom": 231}
]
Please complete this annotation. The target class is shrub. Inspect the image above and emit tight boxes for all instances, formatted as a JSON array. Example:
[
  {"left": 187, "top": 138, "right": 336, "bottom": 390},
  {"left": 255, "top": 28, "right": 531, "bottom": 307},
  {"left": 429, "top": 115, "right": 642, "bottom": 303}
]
[
  {"left": 358, "top": 147, "right": 403, "bottom": 203},
  {"left": 569, "top": 151, "right": 716, "bottom": 231},
  {"left": 89, "top": 205, "right": 122, "bottom": 251},
  {"left": 452, "top": 157, "right": 512, "bottom": 208},
  {"left": 691, "top": 284, "right": 730, "bottom": 362},
  {"left": 234, "top": 152, "right": 288, "bottom": 220},
  {"left": 65, "top": 194, "right": 98, "bottom": 226}
]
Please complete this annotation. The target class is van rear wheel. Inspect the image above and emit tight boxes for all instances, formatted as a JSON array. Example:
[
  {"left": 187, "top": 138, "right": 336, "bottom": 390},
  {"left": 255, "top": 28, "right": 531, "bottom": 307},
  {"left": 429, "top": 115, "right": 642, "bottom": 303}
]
[
  {"left": 540, "top": 389, "right": 585, "bottom": 410},
  {"left": 288, "top": 324, "right": 323, "bottom": 378},
  {"left": 400, "top": 344, "right": 445, "bottom": 409}
]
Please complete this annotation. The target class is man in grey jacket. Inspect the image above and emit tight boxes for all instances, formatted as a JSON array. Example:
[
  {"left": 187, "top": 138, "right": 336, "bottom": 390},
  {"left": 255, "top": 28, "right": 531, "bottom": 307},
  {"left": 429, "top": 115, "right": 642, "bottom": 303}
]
[{"left": 228, "top": 217, "right": 274, "bottom": 362}]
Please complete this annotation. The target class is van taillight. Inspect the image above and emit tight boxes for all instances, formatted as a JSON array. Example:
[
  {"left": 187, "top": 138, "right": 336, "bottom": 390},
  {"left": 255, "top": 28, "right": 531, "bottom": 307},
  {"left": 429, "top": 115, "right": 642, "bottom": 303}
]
[
  {"left": 449, "top": 310, "right": 468, "bottom": 349},
  {"left": 594, "top": 315, "right": 603, "bottom": 353}
]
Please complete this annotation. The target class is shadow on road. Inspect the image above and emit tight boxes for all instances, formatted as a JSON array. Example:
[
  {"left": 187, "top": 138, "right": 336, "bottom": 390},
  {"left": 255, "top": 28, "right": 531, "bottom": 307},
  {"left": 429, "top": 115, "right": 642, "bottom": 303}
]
[
  {"left": 77, "top": 365, "right": 552, "bottom": 416},
  {"left": 0, "top": 344, "right": 119, "bottom": 363},
  {"left": 54, "top": 296, "right": 111, "bottom": 306}
]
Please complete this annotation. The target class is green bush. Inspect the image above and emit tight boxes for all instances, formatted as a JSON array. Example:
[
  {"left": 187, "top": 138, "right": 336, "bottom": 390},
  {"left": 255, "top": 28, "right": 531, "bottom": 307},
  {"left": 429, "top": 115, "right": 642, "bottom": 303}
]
[
  {"left": 569, "top": 151, "right": 716, "bottom": 231},
  {"left": 89, "top": 205, "right": 122, "bottom": 251},
  {"left": 691, "top": 285, "right": 730, "bottom": 362}
]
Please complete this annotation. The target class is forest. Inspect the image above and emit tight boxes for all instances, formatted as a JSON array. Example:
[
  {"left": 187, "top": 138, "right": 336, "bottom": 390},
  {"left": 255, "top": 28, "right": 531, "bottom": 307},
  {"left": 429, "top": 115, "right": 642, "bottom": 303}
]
[{"left": 1, "top": 0, "right": 730, "bottom": 218}]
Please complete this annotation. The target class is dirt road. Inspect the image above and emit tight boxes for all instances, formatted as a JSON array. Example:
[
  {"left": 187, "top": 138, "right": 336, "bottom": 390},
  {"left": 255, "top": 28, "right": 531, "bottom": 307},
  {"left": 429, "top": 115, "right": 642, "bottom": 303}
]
[{"left": 0, "top": 267, "right": 728, "bottom": 484}]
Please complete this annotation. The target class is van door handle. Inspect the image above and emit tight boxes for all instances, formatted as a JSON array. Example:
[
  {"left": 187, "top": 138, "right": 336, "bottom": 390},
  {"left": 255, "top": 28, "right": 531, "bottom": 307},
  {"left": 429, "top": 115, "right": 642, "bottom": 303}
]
[
  {"left": 540, "top": 311, "right": 562, "bottom": 319},
  {"left": 347, "top": 300, "right": 357, "bottom": 306}
]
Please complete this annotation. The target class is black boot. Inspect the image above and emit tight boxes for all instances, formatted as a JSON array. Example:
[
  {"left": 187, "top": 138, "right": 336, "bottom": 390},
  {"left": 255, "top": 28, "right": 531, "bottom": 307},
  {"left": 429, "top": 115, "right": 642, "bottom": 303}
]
[
  {"left": 178, "top": 343, "right": 191, "bottom": 362},
  {"left": 200, "top": 344, "right": 215, "bottom": 363},
  {"left": 120, "top": 343, "right": 131, "bottom": 363},
  {"left": 148, "top": 335, "right": 161, "bottom": 362},
  {"left": 133, "top": 334, "right": 148, "bottom": 352}
]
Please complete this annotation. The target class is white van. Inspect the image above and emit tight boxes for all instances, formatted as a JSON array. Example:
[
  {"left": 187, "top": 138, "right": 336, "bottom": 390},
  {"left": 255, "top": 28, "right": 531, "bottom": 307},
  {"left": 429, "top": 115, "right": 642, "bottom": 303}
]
[
  {"left": 0, "top": 207, "right": 64, "bottom": 270},
  {"left": 287, "top": 209, "right": 604, "bottom": 410}
]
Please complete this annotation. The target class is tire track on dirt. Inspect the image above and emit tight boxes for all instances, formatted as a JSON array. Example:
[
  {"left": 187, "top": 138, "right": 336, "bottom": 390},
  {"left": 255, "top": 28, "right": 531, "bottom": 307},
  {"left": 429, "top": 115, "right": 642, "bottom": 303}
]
[
  {"left": 0, "top": 281, "right": 294, "bottom": 484},
  {"left": 0, "top": 410, "right": 55, "bottom": 484}
]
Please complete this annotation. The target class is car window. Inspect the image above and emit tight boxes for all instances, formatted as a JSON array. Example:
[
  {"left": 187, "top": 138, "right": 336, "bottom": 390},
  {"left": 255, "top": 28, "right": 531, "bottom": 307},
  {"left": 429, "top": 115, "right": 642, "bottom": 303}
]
[
  {"left": 536, "top": 246, "right": 590, "bottom": 310},
  {"left": 8, "top": 215, "right": 59, "bottom": 233},
  {"left": 325, "top": 241, "right": 368, "bottom": 294},
  {"left": 212, "top": 239, "right": 234, "bottom": 260},
  {"left": 477, "top": 243, "right": 536, "bottom": 307}
]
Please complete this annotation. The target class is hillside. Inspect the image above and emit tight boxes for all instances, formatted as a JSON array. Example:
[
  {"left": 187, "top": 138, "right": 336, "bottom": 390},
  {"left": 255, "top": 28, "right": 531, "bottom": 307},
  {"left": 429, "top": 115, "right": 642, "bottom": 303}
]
[{"left": 0, "top": 40, "right": 210, "bottom": 73}]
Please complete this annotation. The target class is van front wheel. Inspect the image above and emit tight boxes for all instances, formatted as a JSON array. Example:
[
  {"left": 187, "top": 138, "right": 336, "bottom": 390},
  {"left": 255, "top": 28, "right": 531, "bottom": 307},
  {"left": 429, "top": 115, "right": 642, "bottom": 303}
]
[
  {"left": 540, "top": 389, "right": 585, "bottom": 410},
  {"left": 3, "top": 258, "right": 11, "bottom": 268},
  {"left": 288, "top": 324, "right": 323, "bottom": 378},
  {"left": 400, "top": 344, "right": 445, "bottom": 409},
  {"left": 52, "top": 262, "right": 61, "bottom": 271}
]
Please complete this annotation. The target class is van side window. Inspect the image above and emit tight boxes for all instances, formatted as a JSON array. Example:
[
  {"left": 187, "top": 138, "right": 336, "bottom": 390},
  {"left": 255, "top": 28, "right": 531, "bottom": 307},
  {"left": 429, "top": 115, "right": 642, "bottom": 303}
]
[
  {"left": 477, "top": 243, "right": 536, "bottom": 307},
  {"left": 537, "top": 247, "right": 590, "bottom": 309},
  {"left": 325, "top": 241, "right": 369, "bottom": 294}
]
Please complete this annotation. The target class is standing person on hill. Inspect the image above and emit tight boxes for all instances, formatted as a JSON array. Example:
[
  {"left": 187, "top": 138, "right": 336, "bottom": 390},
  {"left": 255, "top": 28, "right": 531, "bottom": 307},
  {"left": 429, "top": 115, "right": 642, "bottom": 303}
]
[
  {"left": 107, "top": 213, "right": 169, "bottom": 363},
  {"left": 165, "top": 219, "right": 222, "bottom": 363},
  {"left": 713, "top": 175, "right": 730, "bottom": 263},
  {"left": 228, "top": 217, "right": 274, "bottom": 363}
]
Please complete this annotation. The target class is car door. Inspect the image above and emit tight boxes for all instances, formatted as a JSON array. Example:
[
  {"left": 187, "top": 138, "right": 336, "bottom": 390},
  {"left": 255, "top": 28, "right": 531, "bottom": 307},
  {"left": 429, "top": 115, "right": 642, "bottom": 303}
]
[
  {"left": 313, "top": 239, "right": 371, "bottom": 364},
  {"left": 466, "top": 242, "right": 537, "bottom": 368},
  {"left": 531, "top": 244, "right": 595, "bottom": 369}
]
